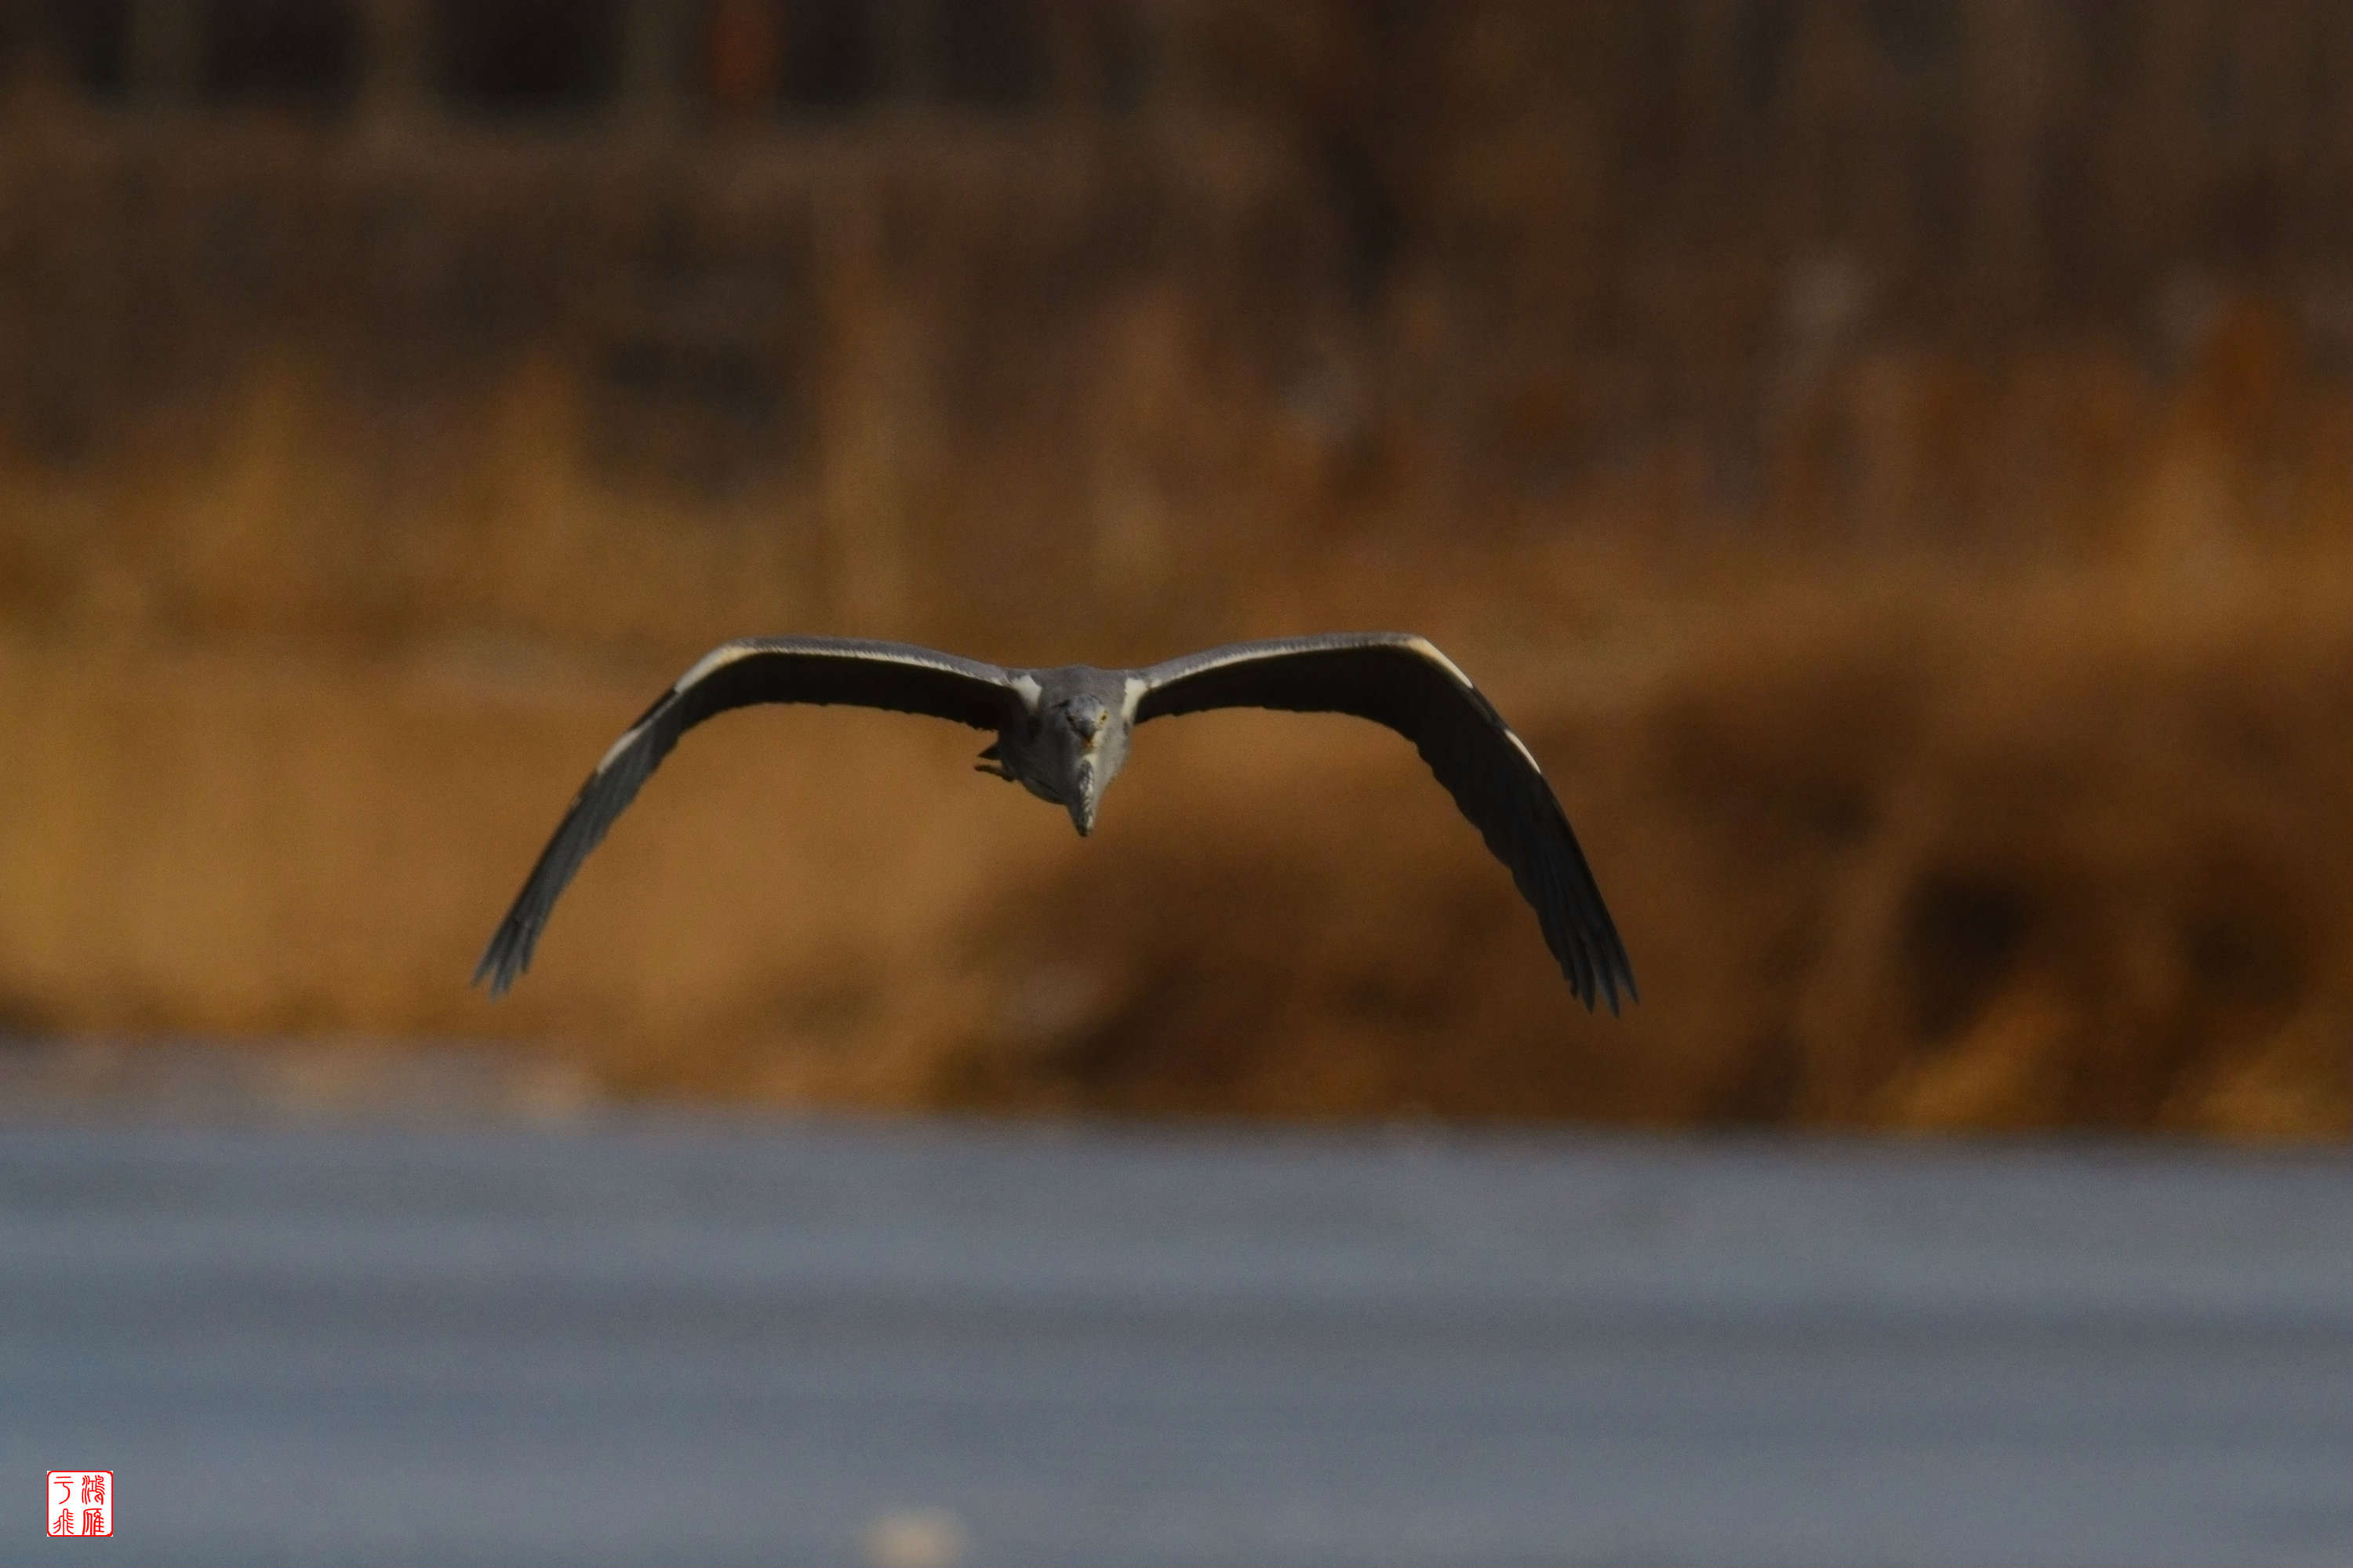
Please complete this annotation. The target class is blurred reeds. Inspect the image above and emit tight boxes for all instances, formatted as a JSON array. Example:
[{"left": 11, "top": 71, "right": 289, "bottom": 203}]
[{"left": 0, "top": 0, "right": 2347, "bottom": 1133}]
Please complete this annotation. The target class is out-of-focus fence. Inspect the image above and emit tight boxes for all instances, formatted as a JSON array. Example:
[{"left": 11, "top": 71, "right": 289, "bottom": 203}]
[{"left": 5, "top": 3, "right": 2353, "bottom": 590}]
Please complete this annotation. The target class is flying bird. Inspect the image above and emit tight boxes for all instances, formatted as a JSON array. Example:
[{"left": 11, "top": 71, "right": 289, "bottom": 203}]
[{"left": 474, "top": 634, "right": 1635, "bottom": 1010}]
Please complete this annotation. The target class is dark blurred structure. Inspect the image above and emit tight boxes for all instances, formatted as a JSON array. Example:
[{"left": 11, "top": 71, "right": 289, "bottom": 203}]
[
  {"left": 5, "top": 2, "right": 2353, "bottom": 537},
  {"left": 0, "top": 2, "right": 2346, "bottom": 1134}
]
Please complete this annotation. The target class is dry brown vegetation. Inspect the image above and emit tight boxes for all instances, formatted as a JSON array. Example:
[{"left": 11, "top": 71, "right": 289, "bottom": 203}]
[
  {"left": 1, "top": 2, "right": 2349, "bottom": 1133},
  {"left": 0, "top": 350, "right": 2346, "bottom": 1139}
]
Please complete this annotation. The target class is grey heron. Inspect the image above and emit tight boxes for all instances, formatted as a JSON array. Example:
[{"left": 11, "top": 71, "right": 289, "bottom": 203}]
[{"left": 474, "top": 634, "right": 1635, "bottom": 1010}]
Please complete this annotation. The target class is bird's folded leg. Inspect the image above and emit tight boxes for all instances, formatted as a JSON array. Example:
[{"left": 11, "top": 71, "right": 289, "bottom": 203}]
[{"left": 973, "top": 742, "right": 1012, "bottom": 780}]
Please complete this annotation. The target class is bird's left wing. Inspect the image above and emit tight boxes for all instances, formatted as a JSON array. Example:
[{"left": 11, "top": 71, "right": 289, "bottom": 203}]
[
  {"left": 1130, "top": 634, "right": 1635, "bottom": 1012},
  {"left": 475, "top": 638, "right": 1026, "bottom": 997}
]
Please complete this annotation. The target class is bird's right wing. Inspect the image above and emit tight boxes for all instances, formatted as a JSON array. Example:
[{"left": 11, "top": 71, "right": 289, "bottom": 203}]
[
  {"left": 1131, "top": 634, "right": 1634, "bottom": 1012},
  {"left": 475, "top": 638, "right": 1026, "bottom": 997}
]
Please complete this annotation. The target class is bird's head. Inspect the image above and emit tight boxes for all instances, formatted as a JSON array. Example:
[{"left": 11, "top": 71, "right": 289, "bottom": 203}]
[{"left": 1050, "top": 693, "right": 1122, "bottom": 835}]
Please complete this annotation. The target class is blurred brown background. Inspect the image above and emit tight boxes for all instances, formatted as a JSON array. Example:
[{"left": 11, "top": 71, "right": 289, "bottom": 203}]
[{"left": 0, "top": 0, "right": 2345, "bottom": 1134}]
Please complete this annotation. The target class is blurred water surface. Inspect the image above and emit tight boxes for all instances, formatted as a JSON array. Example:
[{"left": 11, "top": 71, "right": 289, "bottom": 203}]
[{"left": 4, "top": 1112, "right": 2350, "bottom": 1567}]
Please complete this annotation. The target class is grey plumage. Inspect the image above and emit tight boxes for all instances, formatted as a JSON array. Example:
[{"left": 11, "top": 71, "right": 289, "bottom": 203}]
[{"left": 474, "top": 633, "right": 1635, "bottom": 1011}]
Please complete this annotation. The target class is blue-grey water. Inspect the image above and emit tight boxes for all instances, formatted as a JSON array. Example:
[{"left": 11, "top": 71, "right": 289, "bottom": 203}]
[{"left": 4, "top": 1116, "right": 2349, "bottom": 1566}]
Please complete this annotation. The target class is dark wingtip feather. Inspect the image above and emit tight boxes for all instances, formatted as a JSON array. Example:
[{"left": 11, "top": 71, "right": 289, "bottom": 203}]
[
  {"left": 1588, "top": 919, "right": 1638, "bottom": 1015},
  {"left": 469, "top": 762, "right": 631, "bottom": 999},
  {"left": 471, "top": 919, "right": 529, "bottom": 999},
  {"left": 471, "top": 904, "right": 536, "bottom": 999}
]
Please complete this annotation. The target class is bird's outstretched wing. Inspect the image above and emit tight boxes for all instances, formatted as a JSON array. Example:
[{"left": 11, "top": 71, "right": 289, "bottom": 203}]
[
  {"left": 475, "top": 638, "right": 1025, "bottom": 997},
  {"left": 1130, "top": 634, "right": 1635, "bottom": 1011}
]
